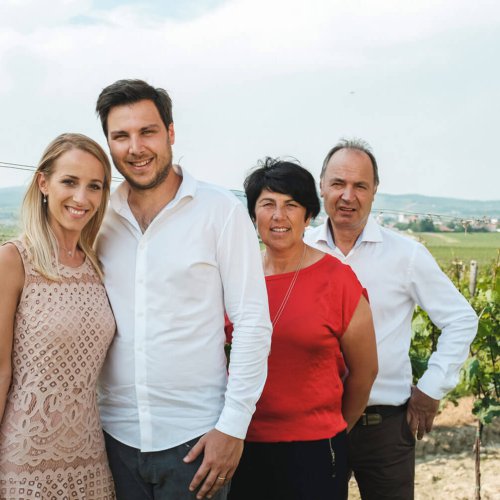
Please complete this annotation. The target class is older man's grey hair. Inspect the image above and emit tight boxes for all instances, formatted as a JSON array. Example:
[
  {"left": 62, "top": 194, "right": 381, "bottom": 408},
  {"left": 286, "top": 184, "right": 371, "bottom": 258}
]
[{"left": 320, "top": 138, "right": 380, "bottom": 186}]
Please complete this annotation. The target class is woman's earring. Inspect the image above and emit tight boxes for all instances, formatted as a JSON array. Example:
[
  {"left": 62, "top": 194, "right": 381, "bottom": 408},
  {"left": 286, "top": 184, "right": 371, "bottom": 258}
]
[{"left": 43, "top": 194, "right": 47, "bottom": 204}]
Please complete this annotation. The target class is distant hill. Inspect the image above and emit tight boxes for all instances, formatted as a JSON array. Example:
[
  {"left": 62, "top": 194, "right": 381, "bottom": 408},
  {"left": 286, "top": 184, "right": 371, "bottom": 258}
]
[
  {"left": 231, "top": 190, "right": 500, "bottom": 219},
  {"left": 1, "top": 186, "right": 499, "bottom": 221},
  {"left": 0, "top": 185, "right": 24, "bottom": 210},
  {"left": 0, "top": 186, "right": 24, "bottom": 223},
  {"left": 372, "top": 193, "right": 500, "bottom": 219}
]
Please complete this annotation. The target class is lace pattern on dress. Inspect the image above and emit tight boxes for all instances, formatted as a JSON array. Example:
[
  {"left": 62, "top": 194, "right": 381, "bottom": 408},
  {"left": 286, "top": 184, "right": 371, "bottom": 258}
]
[{"left": 0, "top": 240, "right": 116, "bottom": 499}]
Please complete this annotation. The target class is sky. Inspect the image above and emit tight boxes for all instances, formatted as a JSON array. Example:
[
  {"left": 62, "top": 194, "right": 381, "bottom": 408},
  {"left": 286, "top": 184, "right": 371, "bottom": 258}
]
[{"left": 1, "top": 0, "right": 499, "bottom": 200}]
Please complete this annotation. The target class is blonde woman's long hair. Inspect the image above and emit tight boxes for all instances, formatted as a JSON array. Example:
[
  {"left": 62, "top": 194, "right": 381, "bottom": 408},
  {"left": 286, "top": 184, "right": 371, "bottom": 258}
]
[{"left": 21, "top": 133, "right": 111, "bottom": 281}]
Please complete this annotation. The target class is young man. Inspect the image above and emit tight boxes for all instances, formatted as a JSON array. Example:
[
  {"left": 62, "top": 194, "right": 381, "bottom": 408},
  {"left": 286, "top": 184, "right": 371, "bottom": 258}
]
[
  {"left": 95, "top": 79, "right": 272, "bottom": 500},
  {"left": 304, "top": 138, "right": 478, "bottom": 499}
]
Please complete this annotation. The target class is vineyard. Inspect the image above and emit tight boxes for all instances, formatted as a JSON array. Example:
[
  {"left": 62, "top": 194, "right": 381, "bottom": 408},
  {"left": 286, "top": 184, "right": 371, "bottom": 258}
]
[
  {"left": 416, "top": 232, "right": 500, "bottom": 268},
  {"left": 409, "top": 232, "right": 499, "bottom": 410},
  {"left": 383, "top": 231, "right": 499, "bottom": 499}
]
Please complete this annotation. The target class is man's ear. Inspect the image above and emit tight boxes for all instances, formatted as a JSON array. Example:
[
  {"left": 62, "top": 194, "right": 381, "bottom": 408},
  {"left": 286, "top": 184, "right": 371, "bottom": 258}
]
[{"left": 168, "top": 123, "right": 175, "bottom": 145}]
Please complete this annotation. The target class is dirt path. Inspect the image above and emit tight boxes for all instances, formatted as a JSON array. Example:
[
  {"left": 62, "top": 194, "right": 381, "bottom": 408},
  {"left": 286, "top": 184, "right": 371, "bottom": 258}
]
[
  {"left": 424, "top": 233, "right": 460, "bottom": 244},
  {"left": 414, "top": 449, "right": 499, "bottom": 499},
  {"left": 347, "top": 398, "right": 500, "bottom": 499},
  {"left": 348, "top": 449, "right": 500, "bottom": 499}
]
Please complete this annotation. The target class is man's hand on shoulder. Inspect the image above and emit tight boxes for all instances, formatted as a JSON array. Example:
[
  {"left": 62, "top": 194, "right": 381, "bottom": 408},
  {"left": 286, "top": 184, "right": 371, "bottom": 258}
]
[
  {"left": 183, "top": 428, "right": 244, "bottom": 499},
  {"left": 407, "top": 386, "right": 440, "bottom": 440}
]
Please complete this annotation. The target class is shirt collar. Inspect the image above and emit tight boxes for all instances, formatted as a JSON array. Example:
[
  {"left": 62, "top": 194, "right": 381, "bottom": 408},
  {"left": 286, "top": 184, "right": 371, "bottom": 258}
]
[
  {"left": 315, "top": 214, "right": 383, "bottom": 250},
  {"left": 358, "top": 215, "right": 383, "bottom": 244},
  {"left": 172, "top": 166, "right": 197, "bottom": 202},
  {"left": 110, "top": 166, "right": 198, "bottom": 216},
  {"left": 110, "top": 181, "right": 131, "bottom": 216},
  {"left": 316, "top": 217, "right": 331, "bottom": 244}
]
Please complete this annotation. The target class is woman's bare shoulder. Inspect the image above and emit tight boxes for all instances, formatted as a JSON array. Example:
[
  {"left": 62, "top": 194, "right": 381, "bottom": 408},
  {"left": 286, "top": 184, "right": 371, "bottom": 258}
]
[
  {"left": 0, "top": 243, "right": 25, "bottom": 288},
  {"left": 304, "top": 245, "right": 326, "bottom": 266}
]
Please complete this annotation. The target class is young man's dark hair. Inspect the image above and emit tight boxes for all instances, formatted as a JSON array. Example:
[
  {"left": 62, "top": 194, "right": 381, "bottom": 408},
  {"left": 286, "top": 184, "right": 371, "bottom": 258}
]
[
  {"left": 244, "top": 157, "right": 321, "bottom": 221},
  {"left": 95, "top": 79, "right": 173, "bottom": 136}
]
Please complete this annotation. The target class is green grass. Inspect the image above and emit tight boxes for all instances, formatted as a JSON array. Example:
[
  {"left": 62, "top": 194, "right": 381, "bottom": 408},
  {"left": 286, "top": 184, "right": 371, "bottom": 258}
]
[
  {"left": 414, "top": 232, "right": 500, "bottom": 269},
  {"left": 0, "top": 226, "right": 20, "bottom": 245}
]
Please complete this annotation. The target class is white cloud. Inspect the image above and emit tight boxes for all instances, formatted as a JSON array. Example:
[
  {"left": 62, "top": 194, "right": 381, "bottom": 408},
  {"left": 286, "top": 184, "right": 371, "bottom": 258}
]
[
  {"left": 0, "top": 0, "right": 93, "bottom": 30},
  {"left": 0, "top": 0, "right": 499, "bottom": 199},
  {"left": 3, "top": 0, "right": 500, "bottom": 86}
]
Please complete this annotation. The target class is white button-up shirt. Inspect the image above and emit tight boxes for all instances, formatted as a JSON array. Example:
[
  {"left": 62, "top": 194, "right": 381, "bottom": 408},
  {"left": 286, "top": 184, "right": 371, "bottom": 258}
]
[
  {"left": 304, "top": 216, "right": 478, "bottom": 406},
  {"left": 96, "top": 168, "right": 272, "bottom": 451}
]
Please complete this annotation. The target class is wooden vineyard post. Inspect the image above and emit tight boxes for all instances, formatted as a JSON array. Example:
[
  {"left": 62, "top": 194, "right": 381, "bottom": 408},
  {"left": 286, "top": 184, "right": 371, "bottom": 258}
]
[
  {"left": 474, "top": 421, "right": 483, "bottom": 500},
  {"left": 469, "top": 260, "right": 478, "bottom": 296},
  {"left": 470, "top": 258, "right": 480, "bottom": 498}
]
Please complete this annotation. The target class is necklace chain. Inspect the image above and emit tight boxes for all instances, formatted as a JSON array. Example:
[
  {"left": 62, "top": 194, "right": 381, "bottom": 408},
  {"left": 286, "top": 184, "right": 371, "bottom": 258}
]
[
  {"left": 272, "top": 244, "right": 307, "bottom": 328},
  {"left": 59, "top": 245, "right": 74, "bottom": 257}
]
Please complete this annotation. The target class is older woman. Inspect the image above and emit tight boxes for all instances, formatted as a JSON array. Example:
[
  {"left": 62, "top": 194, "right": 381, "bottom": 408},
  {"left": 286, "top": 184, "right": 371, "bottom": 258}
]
[
  {"left": 228, "top": 158, "right": 378, "bottom": 500},
  {"left": 0, "top": 133, "right": 116, "bottom": 499}
]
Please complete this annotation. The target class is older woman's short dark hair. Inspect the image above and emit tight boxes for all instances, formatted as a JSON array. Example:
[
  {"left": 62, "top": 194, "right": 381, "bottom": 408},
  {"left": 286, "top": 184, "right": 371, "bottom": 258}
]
[{"left": 244, "top": 157, "right": 321, "bottom": 221}]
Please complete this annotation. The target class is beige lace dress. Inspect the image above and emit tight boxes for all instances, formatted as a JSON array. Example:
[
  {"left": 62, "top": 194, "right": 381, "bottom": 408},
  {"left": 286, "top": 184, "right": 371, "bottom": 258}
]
[{"left": 0, "top": 240, "right": 116, "bottom": 499}]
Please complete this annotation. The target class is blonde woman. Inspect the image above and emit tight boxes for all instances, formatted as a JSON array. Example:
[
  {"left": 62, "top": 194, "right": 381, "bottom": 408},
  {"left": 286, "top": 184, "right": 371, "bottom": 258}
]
[{"left": 0, "top": 133, "right": 116, "bottom": 499}]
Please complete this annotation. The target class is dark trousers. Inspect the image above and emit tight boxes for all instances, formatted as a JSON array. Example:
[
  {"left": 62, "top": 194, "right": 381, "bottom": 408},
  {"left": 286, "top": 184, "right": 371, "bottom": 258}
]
[
  {"left": 228, "top": 431, "right": 348, "bottom": 500},
  {"left": 348, "top": 408, "right": 415, "bottom": 500},
  {"left": 104, "top": 432, "right": 229, "bottom": 500}
]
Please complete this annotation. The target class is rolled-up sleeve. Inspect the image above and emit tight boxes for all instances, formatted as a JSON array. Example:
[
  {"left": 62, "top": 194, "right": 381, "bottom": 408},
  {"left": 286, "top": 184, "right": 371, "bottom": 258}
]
[
  {"left": 215, "top": 203, "right": 272, "bottom": 438},
  {"left": 410, "top": 244, "right": 478, "bottom": 400}
]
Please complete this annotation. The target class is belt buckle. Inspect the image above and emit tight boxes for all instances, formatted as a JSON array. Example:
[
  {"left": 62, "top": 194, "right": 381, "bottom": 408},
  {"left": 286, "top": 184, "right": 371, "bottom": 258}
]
[{"left": 360, "top": 413, "right": 383, "bottom": 426}]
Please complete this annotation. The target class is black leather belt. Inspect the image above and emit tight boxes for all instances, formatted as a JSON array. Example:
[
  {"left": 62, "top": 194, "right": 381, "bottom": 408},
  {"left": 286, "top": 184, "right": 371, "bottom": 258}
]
[{"left": 356, "top": 403, "right": 408, "bottom": 426}]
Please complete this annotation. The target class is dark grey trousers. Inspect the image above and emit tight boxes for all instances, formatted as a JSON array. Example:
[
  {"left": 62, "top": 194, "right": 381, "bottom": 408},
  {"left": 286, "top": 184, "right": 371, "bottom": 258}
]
[
  {"left": 347, "top": 409, "right": 415, "bottom": 500},
  {"left": 104, "top": 432, "right": 230, "bottom": 500}
]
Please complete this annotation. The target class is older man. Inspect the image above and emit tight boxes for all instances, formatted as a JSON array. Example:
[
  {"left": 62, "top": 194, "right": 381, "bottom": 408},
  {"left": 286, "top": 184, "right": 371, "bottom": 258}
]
[
  {"left": 304, "top": 138, "right": 477, "bottom": 499},
  {"left": 95, "top": 79, "right": 272, "bottom": 500}
]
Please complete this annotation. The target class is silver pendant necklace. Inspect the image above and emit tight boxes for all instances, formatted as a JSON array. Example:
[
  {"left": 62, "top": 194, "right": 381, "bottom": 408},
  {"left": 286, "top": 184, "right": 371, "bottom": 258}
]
[
  {"left": 60, "top": 245, "right": 74, "bottom": 257},
  {"left": 272, "top": 244, "right": 307, "bottom": 328}
]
